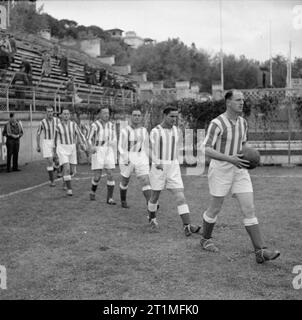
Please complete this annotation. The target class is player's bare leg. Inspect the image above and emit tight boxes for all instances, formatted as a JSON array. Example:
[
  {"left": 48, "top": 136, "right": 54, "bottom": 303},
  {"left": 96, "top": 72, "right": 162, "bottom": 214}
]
[
  {"left": 200, "top": 196, "right": 224, "bottom": 252},
  {"left": 90, "top": 169, "right": 102, "bottom": 200},
  {"left": 148, "top": 190, "right": 160, "bottom": 229},
  {"left": 235, "top": 192, "right": 280, "bottom": 263},
  {"left": 62, "top": 162, "right": 73, "bottom": 196},
  {"left": 106, "top": 169, "right": 116, "bottom": 205},
  {"left": 70, "top": 164, "right": 76, "bottom": 177},
  {"left": 138, "top": 174, "right": 152, "bottom": 204},
  {"left": 120, "top": 175, "right": 130, "bottom": 208},
  {"left": 169, "top": 188, "right": 201, "bottom": 236},
  {"left": 46, "top": 157, "right": 55, "bottom": 187}
]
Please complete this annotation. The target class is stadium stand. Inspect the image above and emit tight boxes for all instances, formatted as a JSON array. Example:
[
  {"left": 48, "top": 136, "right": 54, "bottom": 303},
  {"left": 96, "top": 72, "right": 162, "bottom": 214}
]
[{"left": 0, "top": 29, "right": 137, "bottom": 112}]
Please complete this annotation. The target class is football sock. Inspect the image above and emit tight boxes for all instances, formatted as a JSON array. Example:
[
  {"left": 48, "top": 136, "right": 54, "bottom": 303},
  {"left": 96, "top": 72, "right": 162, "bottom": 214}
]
[
  {"left": 244, "top": 218, "right": 264, "bottom": 250},
  {"left": 202, "top": 211, "right": 217, "bottom": 239},
  {"left": 148, "top": 201, "right": 158, "bottom": 219},
  {"left": 178, "top": 204, "right": 191, "bottom": 225},
  {"left": 91, "top": 178, "right": 99, "bottom": 193},
  {"left": 120, "top": 183, "right": 128, "bottom": 202},
  {"left": 107, "top": 180, "right": 115, "bottom": 200},
  {"left": 47, "top": 166, "right": 54, "bottom": 182},
  {"left": 63, "top": 175, "right": 72, "bottom": 190}
]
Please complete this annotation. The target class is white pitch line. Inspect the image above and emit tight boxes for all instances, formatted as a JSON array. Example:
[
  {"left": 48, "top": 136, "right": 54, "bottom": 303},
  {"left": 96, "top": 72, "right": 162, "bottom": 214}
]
[
  {"left": 0, "top": 176, "right": 91, "bottom": 200},
  {"left": 250, "top": 175, "right": 302, "bottom": 178},
  {"left": 1, "top": 173, "right": 301, "bottom": 200}
]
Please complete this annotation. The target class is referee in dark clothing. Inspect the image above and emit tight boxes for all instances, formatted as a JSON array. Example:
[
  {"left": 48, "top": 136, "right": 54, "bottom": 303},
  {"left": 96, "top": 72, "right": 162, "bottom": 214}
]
[{"left": 3, "top": 112, "right": 24, "bottom": 172}]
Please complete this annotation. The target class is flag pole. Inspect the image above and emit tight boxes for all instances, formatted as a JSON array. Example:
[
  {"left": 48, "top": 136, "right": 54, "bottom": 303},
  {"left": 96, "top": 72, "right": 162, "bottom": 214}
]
[
  {"left": 269, "top": 20, "right": 273, "bottom": 87},
  {"left": 219, "top": 0, "right": 224, "bottom": 91},
  {"left": 7, "top": 0, "right": 10, "bottom": 28}
]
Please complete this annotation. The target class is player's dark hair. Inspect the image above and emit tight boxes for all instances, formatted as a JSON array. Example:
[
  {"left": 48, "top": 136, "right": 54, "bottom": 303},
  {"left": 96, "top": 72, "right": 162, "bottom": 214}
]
[
  {"left": 9, "top": 112, "right": 14, "bottom": 118},
  {"left": 98, "top": 106, "right": 110, "bottom": 113},
  {"left": 224, "top": 90, "right": 234, "bottom": 101},
  {"left": 163, "top": 106, "right": 178, "bottom": 115}
]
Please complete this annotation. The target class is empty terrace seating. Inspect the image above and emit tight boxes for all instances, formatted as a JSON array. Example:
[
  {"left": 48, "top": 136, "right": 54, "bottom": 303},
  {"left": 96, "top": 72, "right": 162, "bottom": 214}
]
[{"left": 0, "top": 30, "right": 136, "bottom": 111}]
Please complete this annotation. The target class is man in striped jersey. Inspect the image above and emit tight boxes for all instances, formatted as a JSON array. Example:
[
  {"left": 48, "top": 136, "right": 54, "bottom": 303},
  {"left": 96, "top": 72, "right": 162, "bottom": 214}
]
[
  {"left": 118, "top": 108, "right": 151, "bottom": 208},
  {"left": 36, "top": 106, "right": 60, "bottom": 186},
  {"left": 201, "top": 90, "right": 280, "bottom": 263},
  {"left": 53, "top": 108, "right": 87, "bottom": 196},
  {"left": 88, "top": 107, "right": 117, "bottom": 204},
  {"left": 148, "top": 106, "right": 201, "bottom": 237}
]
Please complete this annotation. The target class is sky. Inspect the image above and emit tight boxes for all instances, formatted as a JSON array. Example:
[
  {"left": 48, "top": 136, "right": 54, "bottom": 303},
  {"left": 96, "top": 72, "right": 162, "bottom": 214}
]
[{"left": 38, "top": 0, "right": 302, "bottom": 62}]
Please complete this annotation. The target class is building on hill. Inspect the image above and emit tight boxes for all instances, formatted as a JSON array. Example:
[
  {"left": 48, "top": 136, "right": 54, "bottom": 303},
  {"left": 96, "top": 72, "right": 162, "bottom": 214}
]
[
  {"left": 144, "top": 38, "right": 155, "bottom": 45},
  {"left": 123, "top": 31, "right": 144, "bottom": 49},
  {"left": 106, "top": 28, "right": 123, "bottom": 39}
]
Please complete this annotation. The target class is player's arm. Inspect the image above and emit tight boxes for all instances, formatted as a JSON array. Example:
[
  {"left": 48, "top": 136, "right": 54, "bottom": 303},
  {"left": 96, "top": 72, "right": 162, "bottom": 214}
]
[
  {"left": 87, "top": 123, "right": 97, "bottom": 154},
  {"left": 204, "top": 122, "right": 249, "bottom": 168},
  {"left": 52, "top": 126, "right": 58, "bottom": 160},
  {"left": 241, "top": 119, "right": 250, "bottom": 148},
  {"left": 109, "top": 123, "right": 117, "bottom": 147},
  {"left": 36, "top": 122, "right": 43, "bottom": 152},
  {"left": 18, "top": 121, "right": 24, "bottom": 138},
  {"left": 142, "top": 128, "right": 150, "bottom": 157},
  {"left": 75, "top": 123, "right": 87, "bottom": 151},
  {"left": 2, "top": 123, "right": 7, "bottom": 137},
  {"left": 149, "top": 129, "right": 162, "bottom": 170},
  {"left": 118, "top": 129, "right": 129, "bottom": 165}
]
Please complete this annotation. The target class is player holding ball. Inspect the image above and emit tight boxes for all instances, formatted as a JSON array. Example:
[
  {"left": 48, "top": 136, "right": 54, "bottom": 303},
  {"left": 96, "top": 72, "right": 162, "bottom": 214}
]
[{"left": 200, "top": 89, "right": 280, "bottom": 264}]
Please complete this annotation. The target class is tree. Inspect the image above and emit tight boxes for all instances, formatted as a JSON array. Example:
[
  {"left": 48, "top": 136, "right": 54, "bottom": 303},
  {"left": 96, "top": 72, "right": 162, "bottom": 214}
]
[{"left": 10, "top": 2, "right": 48, "bottom": 34}]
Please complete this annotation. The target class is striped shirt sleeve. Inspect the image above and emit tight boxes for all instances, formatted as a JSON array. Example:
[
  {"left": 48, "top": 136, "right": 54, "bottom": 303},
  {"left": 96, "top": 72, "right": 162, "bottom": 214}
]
[
  {"left": 37, "top": 121, "right": 43, "bottom": 136},
  {"left": 118, "top": 128, "right": 128, "bottom": 157},
  {"left": 204, "top": 121, "right": 221, "bottom": 148},
  {"left": 53, "top": 124, "right": 59, "bottom": 147},
  {"left": 149, "top": 128, "right": 160, "bottom": 164},
  {"left": 242, "top": 118, "right": 248, "bottom": 143},
  {"left": 110, "top": 122, "right": 117, "bottom": 144},
  {"left": 19, "top": 121, "right": 24, "bottom": 136},
  {"left": 142, "top": 128, "right": 149, "bottom": 155},
  {"left": 75, "top": 123, "right": 87, "bottom": 146},
  {"left": 87, "top": 123, "right": 96, "bottom": 145}
]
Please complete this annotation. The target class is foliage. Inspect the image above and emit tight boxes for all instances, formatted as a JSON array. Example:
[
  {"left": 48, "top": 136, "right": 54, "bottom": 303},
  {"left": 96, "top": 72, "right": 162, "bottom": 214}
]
[
  {"left": 130, "top": 39, "right": 212, "bottom": 91},
  {"left": 178, "top": 98, "right": 252, "bottom": 130},
  {"left": 10, "top": 2, "right": 48, "bottom": 34},
  {"left": 8, "top": 4, "right": 302, "bottom": 90},
  {"left": 294, "top": 97, "right": 302, "bottom": 126}
]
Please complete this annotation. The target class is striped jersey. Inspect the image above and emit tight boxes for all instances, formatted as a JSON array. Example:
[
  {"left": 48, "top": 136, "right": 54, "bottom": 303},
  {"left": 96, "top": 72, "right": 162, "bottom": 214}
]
[
  {"left": 118, "top": 125, "right": 149, "bottom": 156},
  {"left": 54, "top": 120, "right": 87, "bottom": 145},
  {"left": 87, "top": 120, "right": 116, "bottom": 146},
  {"left": 204, "top": 113, "right": 247, "bottom": 156},
  {"left": 37, "top": 117, "right": 60, "bottom": 140},
  {"left": 149, "top": 124, "right": 179, "bottom": 164}
]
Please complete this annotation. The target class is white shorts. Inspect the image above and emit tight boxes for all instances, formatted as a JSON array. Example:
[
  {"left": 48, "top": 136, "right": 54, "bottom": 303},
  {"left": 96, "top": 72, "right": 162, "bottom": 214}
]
[
  {"left": 91, "top": 146, "right": 115, "bottom": 170},
  {"left": 56, "top": 144, "right": 77, "bottom": 166},
  {"left": 120, "top": 152, "right": 149, "bottom": 178},
  {"left": 42, "top": 139, "right": 54, "bottom": 158},
  {"left": 149, "top": 162, "right": 184, "bottom": 191},
  {"left": 208, "top": 160, "right": 253, "bottom": 197}
]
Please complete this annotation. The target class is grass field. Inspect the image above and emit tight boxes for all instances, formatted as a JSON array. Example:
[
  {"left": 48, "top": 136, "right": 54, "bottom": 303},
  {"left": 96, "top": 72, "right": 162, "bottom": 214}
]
[{"left": 0, "top": 161, "right": 302, "bottom": 300}]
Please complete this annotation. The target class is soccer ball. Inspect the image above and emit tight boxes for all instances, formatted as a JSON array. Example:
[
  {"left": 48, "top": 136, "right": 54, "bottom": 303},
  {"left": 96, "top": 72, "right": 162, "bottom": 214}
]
[{"left": 241, "top": 146, "right": 260, "bottom": 169}]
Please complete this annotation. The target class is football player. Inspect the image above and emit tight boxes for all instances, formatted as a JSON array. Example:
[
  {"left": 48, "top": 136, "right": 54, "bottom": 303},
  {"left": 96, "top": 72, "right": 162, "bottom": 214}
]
[
  {"left": 88, "top": 107, "right": 117, "bottom": 204},
  {"left": 53, "top": 108, "right": 87, "bottom": 196},
  {"left": 118, "top": 108, "right": 151, "bottom": 208},
  {"left": 36, "top": 106, "right": 61, "bottom": 186},
  {"left": 148, "top": 106, "right": 201, "bottom": 237},
  {"left": 201, "top": 89, "right": 280, "bottom": 263}
]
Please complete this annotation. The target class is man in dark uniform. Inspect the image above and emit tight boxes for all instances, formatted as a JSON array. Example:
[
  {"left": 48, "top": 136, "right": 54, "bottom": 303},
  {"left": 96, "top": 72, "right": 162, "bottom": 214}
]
[{"left": 3, "top": 112, "right": 24, "bottom": 172}]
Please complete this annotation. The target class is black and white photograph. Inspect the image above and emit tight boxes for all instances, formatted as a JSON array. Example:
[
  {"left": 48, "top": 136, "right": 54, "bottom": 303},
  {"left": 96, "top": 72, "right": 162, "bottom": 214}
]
[{"left": 0, "top": 0, "right": 302, "bottom": 307}]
